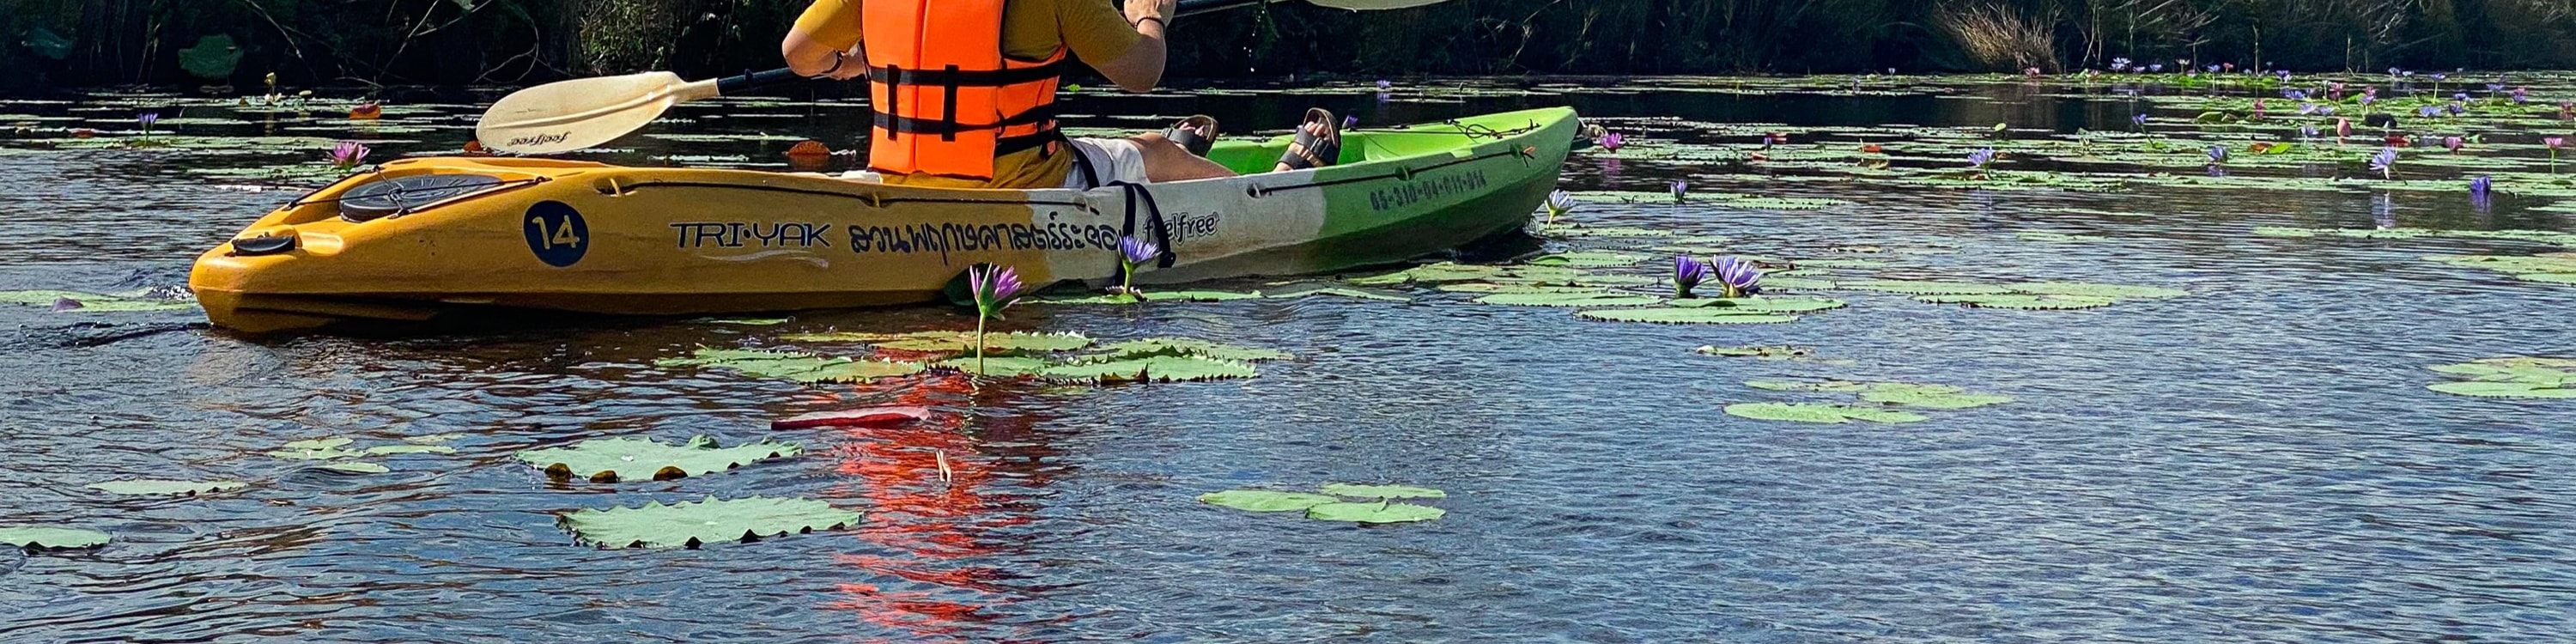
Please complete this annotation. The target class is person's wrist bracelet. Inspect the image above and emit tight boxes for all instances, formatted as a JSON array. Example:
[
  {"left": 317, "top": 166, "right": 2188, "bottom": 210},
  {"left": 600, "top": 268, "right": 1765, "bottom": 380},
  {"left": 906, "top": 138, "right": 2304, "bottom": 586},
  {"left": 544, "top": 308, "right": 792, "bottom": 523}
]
[
  {"left": 1133, "top": 15, "right": 1167, "bottom": 31},
  {"left": 815, "top": 51, "right": 847, "bottom": 78}
]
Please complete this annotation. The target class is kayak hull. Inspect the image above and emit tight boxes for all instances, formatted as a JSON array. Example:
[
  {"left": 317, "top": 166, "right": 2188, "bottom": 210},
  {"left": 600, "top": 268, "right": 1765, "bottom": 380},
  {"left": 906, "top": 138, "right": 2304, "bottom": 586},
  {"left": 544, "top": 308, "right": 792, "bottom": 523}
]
[{"left": 190, "top": 107, "right": 1577, "bottom": 332}]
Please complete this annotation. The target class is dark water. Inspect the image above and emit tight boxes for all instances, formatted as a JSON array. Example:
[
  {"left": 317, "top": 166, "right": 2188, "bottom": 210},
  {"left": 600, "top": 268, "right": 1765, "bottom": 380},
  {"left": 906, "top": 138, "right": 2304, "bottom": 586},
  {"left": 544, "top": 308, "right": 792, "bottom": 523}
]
[{"left": 3, "top": 78, "right": 2573, "bottom": 642}]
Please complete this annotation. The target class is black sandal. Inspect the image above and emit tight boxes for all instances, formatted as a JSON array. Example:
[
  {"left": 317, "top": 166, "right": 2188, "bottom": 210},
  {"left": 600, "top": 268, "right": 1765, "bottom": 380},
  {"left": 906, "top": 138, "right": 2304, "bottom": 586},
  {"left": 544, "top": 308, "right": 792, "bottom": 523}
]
[
  {"left": 1275, "top": 108, "right": 1341, "bottom": 171},
  {"left": 1163, "top": 115, "right": 1218, "bottom": 157}
]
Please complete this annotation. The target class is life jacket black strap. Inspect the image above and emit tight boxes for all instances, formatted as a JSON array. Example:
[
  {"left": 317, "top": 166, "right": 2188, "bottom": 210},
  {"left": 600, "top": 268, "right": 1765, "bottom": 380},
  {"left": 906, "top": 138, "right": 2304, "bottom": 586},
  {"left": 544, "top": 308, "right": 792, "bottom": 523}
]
[
  {"left": 872, "top": 102, "right": 1057, "bottom": 137},
  {"left": 866, "top": 59, "right": 1066, "bottom": 88}
]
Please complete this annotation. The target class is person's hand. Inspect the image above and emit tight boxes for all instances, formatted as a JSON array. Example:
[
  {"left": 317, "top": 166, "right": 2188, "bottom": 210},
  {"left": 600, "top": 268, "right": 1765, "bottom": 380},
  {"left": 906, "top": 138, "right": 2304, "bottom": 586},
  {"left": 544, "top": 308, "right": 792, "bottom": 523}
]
[
  {"left": 1123, "top": 0, "right": 1176, "bottom": 31},
  {"left": 824, "top": 47, "right": 867, "bottom": 81}
]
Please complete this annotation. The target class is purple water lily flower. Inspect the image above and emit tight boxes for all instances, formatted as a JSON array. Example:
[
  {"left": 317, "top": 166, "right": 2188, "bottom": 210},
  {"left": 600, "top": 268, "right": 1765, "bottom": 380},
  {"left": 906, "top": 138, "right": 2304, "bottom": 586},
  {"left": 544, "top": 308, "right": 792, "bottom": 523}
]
[
  {"left": 2208, "top": 145, "right": 2227, "bottom": 164},
  {"left": 2470, "top": 175, "right": 2492, "bottom": 198},
  {"left": 49, "top": 297, "right": 82, "bottom": 312},
  {"left": 2389, "top": 67, "right": 2404, "bottom": 76},
  {"left": 1600, "top": 131, "right": 1623, "bottom": 153},
  {"left": 1343, "top": 115, "right": 1359, "bottom": 130},
  {"left": 2369, "top": 147, "right": 2399, "bottom": 179},
  {"left": 2454, "top": 93, "right": 2471, "bottom": 102},
  {"left": 1669, "top": 179, "right": 1687, "bottom": 201},
  {"left": 967, "top": 263, "right": 1026, "bottom": 373},
  {"left": 2131, "top": 113, "right": 2150, "bottom": 130},
  {"left": 2508, "top": 88, "right": 2526, "bottom": 104},
  {"left": 2360, "top": 94, "right": 2378, "bottom": 107},
  {"left": 2206, "top": 64, "right": 2221, "bottom": 73},
  {"left": 2278, "top": 70, "right": 2293, "bottom": 82},
  {"left": 2284, "top": 89, "right": 2308, "bottom": 100},
  {"left": 2447, "top": 103, "right": 2466, "bottom": 116},
  {"left": 2419, "top": 106, "right": 2442, "bottom": 118},
  {"left": 2110, "top": 58, "right": 2131, "bottom": 72},
  {"left": 1542, "top": 189, "right": 1576, "bottom": 224},
  {"left": 2431, "top": 73, "right": 2447, "bottom": 82},
  {"left": 327, "top": 141, "right": 369, "bottom": 169},
  {"left": 2318, "top": 106, "right": 2337, "bottom": 116},
  {"left": 2548, "top": 137, "right": 2566, "bottom": 150},
  {"left": 1713, "top": 256, "right": 1762, "bottom": 299},
  {"left": 2297, "top": 103, "right": 2319, "bottom": 115},
  {"left": 1966, "top": 147, "right": 1996, "bottom": 169},
  {"left": 2148, "top": 64, "right": 2165, "bottom": 73},
  {"left": 2301, "top": 125, "right": 2320, "bottom": 140},
  {"left": 1120, "top": 234, "right": 1160, "bottom": 266},
  {"left": 1376, "top": 79, "right": 1392, "bottom": 91},
  {"left": 1672, "top": 256, "right": 1711, "bottom": 298},
  {"left": 137, "top": 112, "right": 159, "bottom": 129},
  {"left": 2443, "top": 136, "right": 2464, "bottom": 152}
]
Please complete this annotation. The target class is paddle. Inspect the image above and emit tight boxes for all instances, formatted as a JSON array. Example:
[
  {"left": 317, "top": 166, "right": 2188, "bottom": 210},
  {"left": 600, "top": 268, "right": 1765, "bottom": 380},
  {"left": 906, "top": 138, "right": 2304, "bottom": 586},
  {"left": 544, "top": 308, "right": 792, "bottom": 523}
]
[{"left": 477, "top": 0, "right": 1449, "bottom": 155}]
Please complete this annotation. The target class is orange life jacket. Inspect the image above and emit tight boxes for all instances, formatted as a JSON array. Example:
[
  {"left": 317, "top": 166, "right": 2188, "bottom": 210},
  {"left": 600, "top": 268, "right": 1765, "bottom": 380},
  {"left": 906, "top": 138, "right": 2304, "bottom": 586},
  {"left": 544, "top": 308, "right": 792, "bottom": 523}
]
[{"left": 860, "top": 0, "right": 1067, "bottom": 180}]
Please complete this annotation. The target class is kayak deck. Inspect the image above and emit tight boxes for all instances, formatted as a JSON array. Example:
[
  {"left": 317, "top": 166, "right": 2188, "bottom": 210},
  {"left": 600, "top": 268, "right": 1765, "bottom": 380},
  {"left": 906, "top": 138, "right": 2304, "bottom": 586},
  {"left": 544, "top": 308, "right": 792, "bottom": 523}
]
[{"left": 190, "top": 106, "right": 1578, "bottom": 332}]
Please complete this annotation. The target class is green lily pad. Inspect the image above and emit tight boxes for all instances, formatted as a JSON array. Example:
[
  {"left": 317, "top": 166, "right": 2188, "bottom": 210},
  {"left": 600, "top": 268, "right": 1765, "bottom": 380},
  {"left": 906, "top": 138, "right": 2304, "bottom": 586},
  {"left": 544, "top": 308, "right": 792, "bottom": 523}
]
[
  {"left": 1347, "top": 262, "right": 1509, "bottom": 285},
  {"left": 1743, "top": 379, "right": 1884, "bottom": 392},
  {"left": 0, "top": 527, "right": 111, "bottom": 550},
  {"left": 515, "top": 435, "right": 802, "bottom": 483},
  {"left": 1534, "top": 225, "right": 1678, "bottom": 239},
  {"left": 1265, "top": 285, "right": 1410, "bottom": 301},
  {"left": 1837, "top": 280, "right": 2015, "bottom": 295},
  {"left": 1669, "top": 297, "right": 1847, "bottom": 313},
  {"left": 0, "top": 289, "right": 197, "bottom": 312},
  {"left": 1435, "top": 283, "right": 1608, "bottom": 294},
  {"left": 1917, "top": 294, "right": 2123, "bottom": 310},
  {"left": 2426, "top": 381, "right": 2576, "bottom": 398},
  {"left": 933, "top": 355, "right": 1053, "bottom": 377},
  {"left": 1525, "top": 250, "right": 1651, "bottom": 268},
  {"left": 1694, "top": 345, "right": 1815, "bottom": 360},
  {"left": 1136, "top": 289, "right": 1266, "bottom": 301},
  {"left": 1712, "top": 196, "right": 1851, "bottom": 210},
  {"left": 363, "top": 445, "right": 457, "bottom": 456},
  {"left": 1859, "top": 388, "right": 2016, "bottom": 410},
  {"left": 319, "top": 462, "right": 390, "bottom": 474},
  {"left": 267, "top": 437, "right": 361, "bottom": 460},
  {"left": 1577, "top": 308, "right": 1801, "bottom": 324},
  {"left": 1723, "top": 403, "right": 1929, "bottom": 424},
  {"left": 177, "top": 34, "right": 242, "bottom": 81},
  {"left": 1305, "top": 501, "right": 1447, "bottom": 524},
  {"left": 1320, "top": 483, "right": 1446, "bottom": 499},
  {"left": 2006, "top": 282, "right": 2189, "bottom": 299},
  {"left": 654, "top": 348, "right": 926, "bottom": 383},
  {"left": 1198, "top": 489, "right": 1340, "bottom": 512},
  {"left": 1791, "top": 258, "right": 1888, "bottom": 269},
  {"left": 560, "top": 495, "right": 863, "bottom": 550},
  {"left": 87, "top": 479, "right": 250, "bottom": 496},
  {"left": 781, "top": 331, "right": 1093, "bottom": 354},
  {"left": 1038, "top": 355, "right": 1259, "bottom": 383},
  {"left": 405, "top": 434, "right": 465, "bottom": 444},
  {"left": 2019, "top": 231, "right": 2107, "bottom": 242},
  {"left": 1473, "top": 292, "right": 1666, "bottom": 307},
  {"left": 1084, "top": 337, "right": 1291, "bottom": 362}
]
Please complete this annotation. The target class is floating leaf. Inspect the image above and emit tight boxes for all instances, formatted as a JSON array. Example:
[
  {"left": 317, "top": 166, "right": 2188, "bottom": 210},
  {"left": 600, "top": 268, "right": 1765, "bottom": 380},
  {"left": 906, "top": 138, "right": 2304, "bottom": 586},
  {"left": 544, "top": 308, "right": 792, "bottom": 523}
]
[
  {"left": 560, "top": 496, "right": 862, "bottom": 550},
  {"left": 1533, "top": 225, "right": 1678, "bottom": 239},
  {"left": 1198, "top": 489, "right": 1340, "bottom": 512},
  {"left": 319, "top": 462, "right": 390, "bottom": 474},
  {"left": 2426, "top": 381, "right": 2576, "bottom": 398},
  {"left": 515, "top": 435, "right": 801, "bottom": 483},
  {"left": 933, "top": 355, "right": 1053, "bottom": 377},
  {"left": 1744, "top": 380, "right": 1880, "bottom": 392},
  {"left": 1305, "top": 501, "right": 1446, "bottom": 524},
  {"left": 0, "top": 289, "right": 195, "bottom": 312},
  {"left": 2018, "top": 231, "right": 2106, "bottom": 243},
  {"left": 1668, "top": 297, "right": 1846, "bottom": 313},
  {"left": 772, "top": 406, "right": 932, "bottom": 429},
  {"left": 1265, "top": 285, "right": 1410, "bottom": 301},
  {"left": 1723, "top": 403, "right": 1928, "bottom": 424},
  {"left": 0, "top": 527, "right": 111, "bottom": 550},
  {"left": 1836, "top": 280, "right": 2015, "bottom": 295},
  {"left": 1320, "top": 483, "right": 1446, "bottom": 499},
  {"left": 1084, "top": 337, "right": 1291, "bottom": 362},
  {"left": 1472, "top": 292, "right": 1665, "bottom": 307},
  {"left": 1860, "top": 388, "right": 2016, "bottom": 409},
  {"left": 782, "top": 331, "right": 1093, "bottom": 355},
  {"left": 1694, "top": 345, "right": 1815, "bottom": 360},
  {"left": 654, "top": 348, "right": 925, "bottom": 383},
  {"left": 2006, "top": 282, "right": 2188, "bottom": 299},
  {"left": 1577, "top": 308, "right": 1801, "bottom": 324},
  {"left": 1347, "top": 262, "right": 1509, "bottom": 285},
  {"left": 1917, "top": 294, "right": 2121, "bottom": 310},
  {"left": 87, "top": 479, "right": 249, "bottom": 496},
  {"left": 1435, "top": 283, "right": 1608, "bottom": 294},
  {"left": 267, "top": 437, "right": 361, "bottom": 460},
  {"left": 1525, "top": 250, "right": 1651, "bottom": 268},
  {"left": 176, "top": 34, "right": 242, "bottom": 81},
  {"left": 1038, "top": 355, "right": 1259, "bottom": 383},
  {"left": 404, "top": 434, "right": 465, "bottom": 444},
  {"left": 363, "top": 445, "right": 456, "bottom": 456},
  {"left": 1791, "top": 258, "right": 1888, "bottom": 269}
]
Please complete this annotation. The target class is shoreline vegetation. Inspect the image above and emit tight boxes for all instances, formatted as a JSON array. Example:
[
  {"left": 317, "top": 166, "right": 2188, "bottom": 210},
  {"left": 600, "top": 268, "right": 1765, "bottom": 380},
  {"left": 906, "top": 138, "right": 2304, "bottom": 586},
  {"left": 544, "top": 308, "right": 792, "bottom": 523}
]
[{"left": 8, "top": 0, "right": 2576, "bottom": 92}]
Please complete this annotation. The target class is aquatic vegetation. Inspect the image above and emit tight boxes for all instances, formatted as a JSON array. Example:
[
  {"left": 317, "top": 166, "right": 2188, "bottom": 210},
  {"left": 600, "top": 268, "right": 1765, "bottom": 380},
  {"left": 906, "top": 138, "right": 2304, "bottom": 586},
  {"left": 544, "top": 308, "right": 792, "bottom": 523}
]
[
  {"left": 655, "top": 348, "right": 926, "bottom": 383},
  {"left": 1115, "top": 235, "right": 1160, "bottom": 299},
  {"left": 1722, "top": 403, "right": 1927, "bottom": 424},
  {"left": 559, "top": 496, "right": 862, "bottom": 550},
  {"left": 967, "top": 264, "right": 1027, "bottom": 374},
  {"left": 0, "top": 289, "right": 196, "bottom": 313},
  {"left": 87, "top": 480, "right": 249, "bottom": 496},
  {"left": 1966, "top": 147, "right": 1996, "bottom": 169},
  {"left": 2549, "top": 137, "right": 2566, "bottom": 173},
  {"left": 1528, "top": 250, "right": 1650, "bottom": 268},
  {"left": 1834, "top": 280, "right": 2015, "bottom": 295},
  {"left": 2369, "top": 147, "right": 2400, "bottom": 179},
  {"left": 1, "top": 527, "right": 112, "bottom": 550},
  {"left": 2207, "top": 145, "right": 2227, "bottom": 164},
  {"left": 787, "top": 331, "right": 1093, "bottom": 354},
  {"left": 517, "top": 435, "right": 801, "bottom": 483},
  {"left": 268, "top": 437, "right": 364, "bottom": 460},
  {"left": 1670, "top": 179, "right": 1688, "bottom": 201},
  {"left": 2471, "top": 175, "right": 2494, "bottom": 199},
  {"left": 1037, "top": 355, "right": 1261, "bottom": 383},
  {"left": 2019, "top": 231, "right": 2106, "bottom": 243},
  {"left": 1473, "top": 292, "right": 1665, "bottom": 307},
  {"left": 1577, "top": 307, "right": 1800, "bottom": 324},
  {"left": 1200, "top": 483, "right": 1449, "bottom": 524},
  {"left": 1348, "top": 262, "right": 1510, "bottom": 285},
  {"left": 1919, "top": 294, "right": 2120, "bottom": 310},
  {"left": 2425, "top": 357, "right": 2576, "bottom": 398},
  {"left": 2427, "top": 253, "right": 2576, "bottom": 284},
  {"left": 1671, "top": 256, "right": 1711, "bottom": 298},
  {"left": 1542, "top": 189, "right": 1576, "bottom": 225},
  {"left": 1713, "top": 256, "right": 1762, "bottom": 298},
  {"left": 326, "top": 141, "right": 369, "bottom": 170},
  {"left": 318, "top": 462, "right": 391, "bottom": 474}
]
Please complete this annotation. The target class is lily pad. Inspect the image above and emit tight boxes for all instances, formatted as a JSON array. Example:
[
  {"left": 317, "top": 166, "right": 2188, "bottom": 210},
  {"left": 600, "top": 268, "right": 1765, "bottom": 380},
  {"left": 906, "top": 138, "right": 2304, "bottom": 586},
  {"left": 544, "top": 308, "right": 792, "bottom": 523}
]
[
  {"left": 1525, "top": 250, "right": 1651, "bottom": 268},
  {"left": 1473, "top": 292, "right": 1666, "bottom": 307},
  {"left": 1577, "top": 308, "right": 1801, "bottom": 324},
  {"left": 2006, "top": 282, "right": 2189, "bottom": 299},
  {"left": 515, "top": 435, "right": 802, "bottom": 483},
  {"left": 1837, "top": 280, "right": 2016, "bottom": 295},
  {"left": 1044, "top": 289, "right": 1265, "bottom": 304},
  {"left": 2019, "top": 231, "right": 2107, "bottom": 242},
  {"left": 87, "top": 479, "right": 250, "bottom": 496},
  {"left": 267, "top": 437, "right": 362, "bottom": 460},
  {"left": 1668, "top": 297, "right": 1846, "bottom": 313},
  {"left": 2426, "top": 381, "right": 2576, "bottom": 398},
  {"left": 319, "top": 462, "right": 390, "bottom": 474},
  {"left": 0, "top": 289, "right": 197, "bottom": 312},
  {"left": 1198, "top": 489, "right": 1340, "bottom": 512},
  {"left": 1037, "top": 355, "right": 1260, "bottom": 383},
  {"left": 1265, "top": 285, "right": 1410, "bottom": 301},
  {"left": 1723, "top": 403, "right": 1929, "bottom": 424},
  {"left": 0, "top": 527, "right": 111, "bottom": 550},
  {"left": 1084, "top": 337, "right": 1291, "bottom": 362},
  {"left": 1305, "top": 501, "right": 1447, "bottom": 524},
  {"left": 559, "top": 495, "right": 863, "bottom": 550},
  {"left": 1694, "top": 345, "right": 1815, "bottom": 360},
  {"left": 1860, "top": 388, "right": 2016, "bottom": 410},
  {"left": 363, "top": 445, "right": 457, "bottom": 456},
  {"left": 1917, "top": 294, "right": 2122, "bottom": 310},
  {"left": 933, "top": 355, "right": 1054, "bottom": 377},
  {"left": 654, "top": 348, "right": 925, "bottom": 383},
  {"left": 1347, "top": 262, "right": 1509, "bottom": 285},
  {"left": 1320, "top": 483, "right": 1446, "bottom": 499},
  {"left": 782, "top": 331, "right": 1092, "bottom": 354}
]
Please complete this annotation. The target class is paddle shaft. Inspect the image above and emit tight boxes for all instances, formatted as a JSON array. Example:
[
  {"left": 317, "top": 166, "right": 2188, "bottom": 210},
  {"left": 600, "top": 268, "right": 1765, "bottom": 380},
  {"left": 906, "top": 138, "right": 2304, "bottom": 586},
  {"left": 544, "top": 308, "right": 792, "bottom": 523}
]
[{"left": 709, "top": 0, "right": 1285, "bottom": 95}]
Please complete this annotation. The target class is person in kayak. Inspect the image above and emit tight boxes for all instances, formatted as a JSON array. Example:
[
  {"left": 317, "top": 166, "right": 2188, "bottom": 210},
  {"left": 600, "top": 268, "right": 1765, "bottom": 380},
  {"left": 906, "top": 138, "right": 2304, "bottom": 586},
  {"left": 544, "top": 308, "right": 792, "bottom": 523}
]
[{"left": 780, "top": 0, "right": 1343, "bottom": 190}]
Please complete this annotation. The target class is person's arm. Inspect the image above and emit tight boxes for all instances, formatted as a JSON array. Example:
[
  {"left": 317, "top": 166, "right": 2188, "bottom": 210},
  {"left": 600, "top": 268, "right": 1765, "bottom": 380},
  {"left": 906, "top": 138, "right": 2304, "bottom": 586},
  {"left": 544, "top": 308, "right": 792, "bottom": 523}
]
[
  {"left": 1071, "top": 0, "right": 1176, "bottom": 93},
  {"left": 782, "top": 0, "right": 867, "bottom": 81}
]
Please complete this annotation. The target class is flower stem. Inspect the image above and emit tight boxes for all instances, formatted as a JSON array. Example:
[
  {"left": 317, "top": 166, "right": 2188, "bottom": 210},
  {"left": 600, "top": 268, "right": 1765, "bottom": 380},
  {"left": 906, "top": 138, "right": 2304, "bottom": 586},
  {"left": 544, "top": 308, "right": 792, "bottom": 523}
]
[{"left": 975, "top": 315, "right": 987, "bottom": 374}]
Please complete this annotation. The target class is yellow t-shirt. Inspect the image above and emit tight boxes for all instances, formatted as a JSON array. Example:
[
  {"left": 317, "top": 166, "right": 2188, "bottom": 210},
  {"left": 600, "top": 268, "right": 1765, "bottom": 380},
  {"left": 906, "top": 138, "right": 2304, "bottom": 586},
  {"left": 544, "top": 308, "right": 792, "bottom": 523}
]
[{"left": 793, "top": 0, "right": 1141, "bottom": 189}]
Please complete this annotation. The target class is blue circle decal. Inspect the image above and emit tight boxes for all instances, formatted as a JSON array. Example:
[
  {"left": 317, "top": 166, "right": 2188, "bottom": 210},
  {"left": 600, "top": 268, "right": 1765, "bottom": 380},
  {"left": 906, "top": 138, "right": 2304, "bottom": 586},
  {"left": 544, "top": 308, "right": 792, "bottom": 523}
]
[{"left": 522, "top": 201, "right": 588, "bottom": 267}]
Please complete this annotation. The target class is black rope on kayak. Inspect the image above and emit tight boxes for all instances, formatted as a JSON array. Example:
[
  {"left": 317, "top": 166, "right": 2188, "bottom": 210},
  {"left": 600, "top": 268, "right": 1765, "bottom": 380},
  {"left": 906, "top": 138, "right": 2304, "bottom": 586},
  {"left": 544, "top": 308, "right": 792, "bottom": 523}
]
[
  {"left": 1249, "top": 147, "right": 1529, "bottom": 197},
  {"left": 1442, "top": 119, "right": 1544, "bottom": 139},
  {"left": 1109, "top": 182, "right": 1176, "bottom": 271},
  {"left": 287, "top": 176, "right": 547, "bottom": 216}
]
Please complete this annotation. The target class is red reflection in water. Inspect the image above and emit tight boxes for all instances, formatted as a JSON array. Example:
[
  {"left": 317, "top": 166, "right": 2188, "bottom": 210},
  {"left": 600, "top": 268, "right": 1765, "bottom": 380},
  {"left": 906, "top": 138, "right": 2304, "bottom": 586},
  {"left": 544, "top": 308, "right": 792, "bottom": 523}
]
[{"left": 813, "top": 372, "right": 1061, "bottom": 642}]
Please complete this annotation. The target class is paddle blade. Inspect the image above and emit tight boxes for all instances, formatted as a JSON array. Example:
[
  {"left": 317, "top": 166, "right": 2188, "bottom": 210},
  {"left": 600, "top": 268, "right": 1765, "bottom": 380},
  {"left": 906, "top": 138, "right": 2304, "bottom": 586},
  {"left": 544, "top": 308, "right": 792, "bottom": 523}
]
[
  {"left": 477, "top": 71, "right": 696, "bottom": 155},
  {"left": 1303, "top": 0, "right": 1450, "bottom": 9}
]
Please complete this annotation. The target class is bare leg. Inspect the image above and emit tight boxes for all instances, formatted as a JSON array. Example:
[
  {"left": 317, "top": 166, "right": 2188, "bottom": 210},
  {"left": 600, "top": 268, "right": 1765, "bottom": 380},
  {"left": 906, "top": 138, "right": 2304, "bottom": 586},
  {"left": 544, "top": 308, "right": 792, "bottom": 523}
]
[{"left": 1129, "top": 132, "right": 1235, "bottom": 182}]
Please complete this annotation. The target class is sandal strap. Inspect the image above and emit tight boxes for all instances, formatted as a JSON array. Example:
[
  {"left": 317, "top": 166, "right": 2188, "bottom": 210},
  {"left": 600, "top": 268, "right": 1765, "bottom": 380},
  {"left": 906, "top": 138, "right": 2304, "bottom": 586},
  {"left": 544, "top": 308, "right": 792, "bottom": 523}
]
[
  {"left": 1165, "top": 127, "right": 1212, "bottom": 156},
  {"left": 1277, "top": 126, "right": 1338, "bottom": 170}
]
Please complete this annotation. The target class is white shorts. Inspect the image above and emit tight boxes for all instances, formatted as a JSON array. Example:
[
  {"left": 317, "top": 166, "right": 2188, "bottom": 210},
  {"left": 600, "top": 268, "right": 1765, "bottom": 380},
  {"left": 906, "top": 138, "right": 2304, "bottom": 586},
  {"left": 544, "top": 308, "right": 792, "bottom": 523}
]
[{"left": 1063, "top": 137, "right": 1151, "bottom": 189}]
